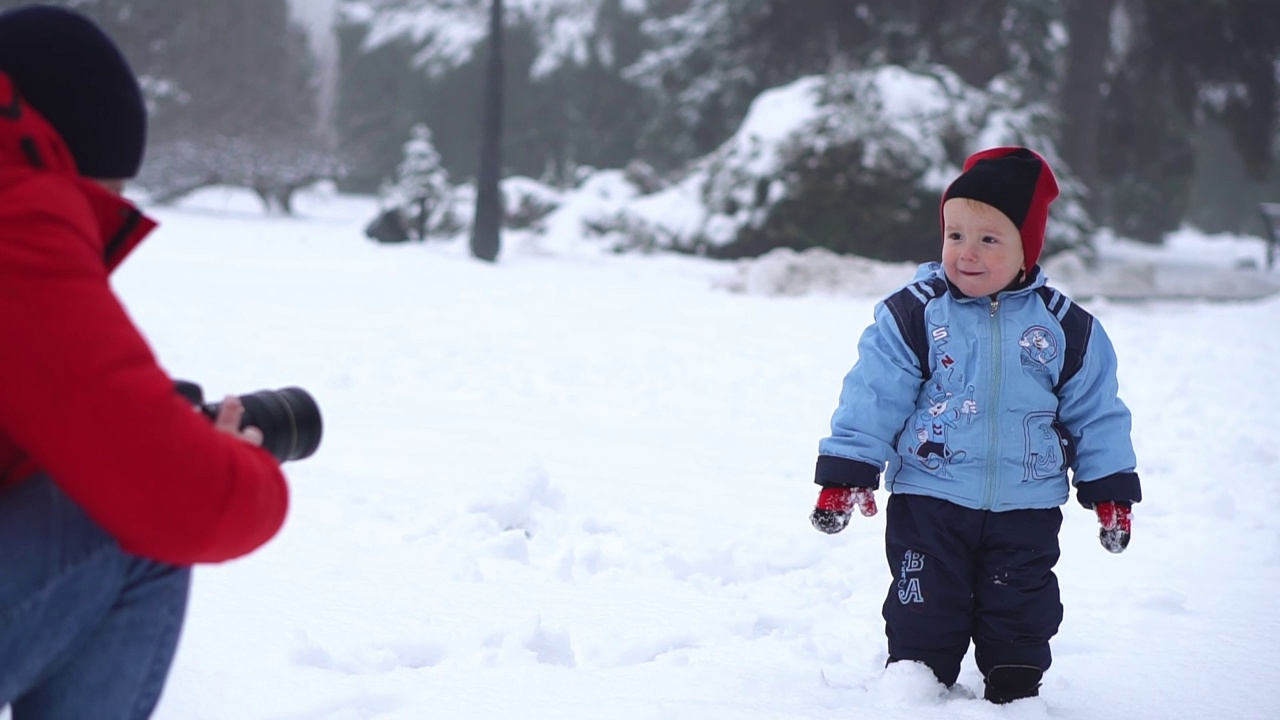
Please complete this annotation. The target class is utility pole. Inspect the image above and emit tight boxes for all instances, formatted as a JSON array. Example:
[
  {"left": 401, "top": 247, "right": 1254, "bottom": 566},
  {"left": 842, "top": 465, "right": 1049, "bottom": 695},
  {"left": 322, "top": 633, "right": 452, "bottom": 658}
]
[{"left": 470, "top": 0, "right": 504, "bottom": 262}]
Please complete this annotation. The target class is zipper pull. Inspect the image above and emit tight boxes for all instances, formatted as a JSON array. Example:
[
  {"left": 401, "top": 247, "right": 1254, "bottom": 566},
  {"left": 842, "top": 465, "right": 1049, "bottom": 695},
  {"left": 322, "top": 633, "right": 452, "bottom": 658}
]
[{"left": 989, "top": 297, "right": 1000, "bottom": 317}]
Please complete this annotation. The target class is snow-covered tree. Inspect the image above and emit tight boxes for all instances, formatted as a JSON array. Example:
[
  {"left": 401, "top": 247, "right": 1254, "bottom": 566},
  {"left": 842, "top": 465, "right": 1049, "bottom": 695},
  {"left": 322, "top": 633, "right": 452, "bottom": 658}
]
[
  {"left": 387, "top": 125, "right": 449, "bottom": 206},
  {"left": 601, "top": 66, "right": 1091, "bottom": 263},
  {"left": 0, "top": 0, "right": 341, "bottom": 212},
  {"left": 343, "top": 0, "right": 649, "bottom": 77},
  {"left": 380, "top": 123, "right": 457, "bottom": 239},
  {"left": 624, "top": 0, "right": 1060, "bottom": 170},
  {"left": 138, "top": 0, "right": 338, "bottom": 211},
  {"left": 337, "top": 0, "right": 652, "bottom": 187}
]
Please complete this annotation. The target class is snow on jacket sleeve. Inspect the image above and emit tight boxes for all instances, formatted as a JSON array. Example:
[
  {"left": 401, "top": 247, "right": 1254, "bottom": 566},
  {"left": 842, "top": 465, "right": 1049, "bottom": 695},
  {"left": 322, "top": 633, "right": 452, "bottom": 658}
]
[
  {"left": 0, "top": 176, "right": 288, "bottom": 565},
  {"left": 1054, "top": 316, "right": 1142, "bottom": 506},
  {"left": 816, "top": 301, "right": 925, "bottom": 488}
]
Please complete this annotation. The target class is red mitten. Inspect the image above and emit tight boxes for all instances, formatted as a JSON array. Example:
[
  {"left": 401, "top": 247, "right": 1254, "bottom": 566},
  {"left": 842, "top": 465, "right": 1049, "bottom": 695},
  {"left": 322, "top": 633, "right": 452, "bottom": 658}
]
[
  {"left": 810, "top": 487, "right": 877, "bottom": 534},
  {"left": 1095, "top": 501, "right": 1132, "bottom": 553}
]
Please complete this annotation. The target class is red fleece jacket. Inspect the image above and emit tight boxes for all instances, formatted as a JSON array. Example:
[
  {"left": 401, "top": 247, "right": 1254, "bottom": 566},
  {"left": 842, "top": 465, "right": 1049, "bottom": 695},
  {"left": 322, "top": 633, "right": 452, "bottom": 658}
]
[{"left": 0, "top": 72, "right": 288, "bottom": 565}]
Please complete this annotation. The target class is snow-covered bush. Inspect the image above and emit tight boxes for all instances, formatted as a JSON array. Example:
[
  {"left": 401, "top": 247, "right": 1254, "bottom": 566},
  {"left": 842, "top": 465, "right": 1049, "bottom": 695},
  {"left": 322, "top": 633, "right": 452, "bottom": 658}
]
[
  {"left": 605, "top": 65, "right": 1093, "bottom": 262},
  {"left": 366, "top": 169, "right": 575, "bottom": 245},
  {"left": 377, "top": 134, "right": 593, "bottom": 243},
  {"left": 500, "top": 176, "right": 563, "bottom": 232},
  {"left": 137, "top": 134, "right": 344, "bottom": 215}
]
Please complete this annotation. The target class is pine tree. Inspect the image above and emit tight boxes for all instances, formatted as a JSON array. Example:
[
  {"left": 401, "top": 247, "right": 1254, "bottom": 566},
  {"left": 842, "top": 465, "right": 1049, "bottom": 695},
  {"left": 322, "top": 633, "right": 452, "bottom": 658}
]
[{"left": 384, "top": 123, "right": 453, "bottom": 239}]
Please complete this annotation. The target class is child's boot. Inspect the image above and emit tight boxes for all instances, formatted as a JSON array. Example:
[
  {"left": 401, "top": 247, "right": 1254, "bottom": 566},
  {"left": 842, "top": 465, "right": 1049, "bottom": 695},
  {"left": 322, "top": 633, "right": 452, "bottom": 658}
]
[{"left": 982, "top": 665, "right": 1042, "bottom": 704}]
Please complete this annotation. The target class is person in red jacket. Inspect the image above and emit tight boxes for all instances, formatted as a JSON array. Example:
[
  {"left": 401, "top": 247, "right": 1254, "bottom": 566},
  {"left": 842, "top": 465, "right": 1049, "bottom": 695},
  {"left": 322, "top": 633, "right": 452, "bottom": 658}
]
[{"left": 0, "top": 5, "right": 290, "bottom": 716}]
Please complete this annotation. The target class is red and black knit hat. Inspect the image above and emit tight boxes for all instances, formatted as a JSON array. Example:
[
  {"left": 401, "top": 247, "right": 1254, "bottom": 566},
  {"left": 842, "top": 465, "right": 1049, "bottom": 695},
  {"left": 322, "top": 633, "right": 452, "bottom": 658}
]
[{"left": 942, "top": 147, "right": 1060, "bottom": 269}]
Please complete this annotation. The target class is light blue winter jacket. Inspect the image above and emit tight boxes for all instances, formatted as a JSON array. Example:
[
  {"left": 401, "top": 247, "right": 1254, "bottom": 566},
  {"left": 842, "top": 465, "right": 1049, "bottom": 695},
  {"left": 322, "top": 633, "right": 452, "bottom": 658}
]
[{"left": 816, "top": 263, "right": 1141, "bottom": 511}]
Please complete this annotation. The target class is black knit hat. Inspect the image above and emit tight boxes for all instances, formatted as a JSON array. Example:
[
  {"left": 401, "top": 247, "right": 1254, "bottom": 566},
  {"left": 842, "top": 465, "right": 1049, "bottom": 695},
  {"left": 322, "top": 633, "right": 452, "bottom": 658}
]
[
  {"left": 0, "top": 4, "right": 147, "bottom": 178},
  {"left": 942, "top": 147, "right": 1059, "bottom": 268}
]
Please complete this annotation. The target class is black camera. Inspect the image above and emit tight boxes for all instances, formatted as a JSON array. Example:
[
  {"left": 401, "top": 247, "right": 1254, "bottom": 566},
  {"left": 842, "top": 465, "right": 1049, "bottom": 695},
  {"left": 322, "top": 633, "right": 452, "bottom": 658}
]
[{"left": 174, "top": 380, "right": 322, "bottom": 463}]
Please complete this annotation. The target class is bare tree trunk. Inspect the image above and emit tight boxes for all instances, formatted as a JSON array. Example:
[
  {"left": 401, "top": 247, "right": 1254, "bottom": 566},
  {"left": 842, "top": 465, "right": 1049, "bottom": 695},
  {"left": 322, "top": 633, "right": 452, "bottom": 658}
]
[
  {"left": 253, "top": 186, "right": 275, "bottom": 214},
  {"left": 1060, "top": 0, "right": 1116, "bottom": 198},
  {"left": 471, "top": 0, "right": 504, "bottom": 262}
]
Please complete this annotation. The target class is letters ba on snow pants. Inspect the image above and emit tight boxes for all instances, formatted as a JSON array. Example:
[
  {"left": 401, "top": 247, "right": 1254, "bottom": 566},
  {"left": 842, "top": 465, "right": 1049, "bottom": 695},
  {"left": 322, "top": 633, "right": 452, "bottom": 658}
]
[{"left": 881, "top": 492, "right": 1063, "bottom": 687}]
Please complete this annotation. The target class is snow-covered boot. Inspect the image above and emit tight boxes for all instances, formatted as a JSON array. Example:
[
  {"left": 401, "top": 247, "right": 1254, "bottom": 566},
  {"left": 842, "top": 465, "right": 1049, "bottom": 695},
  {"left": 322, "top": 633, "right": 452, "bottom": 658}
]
[{"left": 983, "top": 665, "right": 1042, "bottom": 704}]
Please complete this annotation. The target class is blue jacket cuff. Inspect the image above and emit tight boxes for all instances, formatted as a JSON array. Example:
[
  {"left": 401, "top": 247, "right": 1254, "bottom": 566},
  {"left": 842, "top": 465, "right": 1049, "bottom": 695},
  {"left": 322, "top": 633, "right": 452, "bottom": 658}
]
[
  {"left": 815, "top": 455, "right": 881, "bottom": 489},
  {"left": 1075, "top": 471, "right": 1142, "bottom": 508}
]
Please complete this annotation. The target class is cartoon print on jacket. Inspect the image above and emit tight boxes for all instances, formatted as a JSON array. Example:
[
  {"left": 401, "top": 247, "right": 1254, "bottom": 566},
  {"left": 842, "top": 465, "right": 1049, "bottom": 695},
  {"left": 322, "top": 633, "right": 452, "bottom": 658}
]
[
  {"left": 1019, "top": 325, "right": 1058, "bottom": 369},
  {"left": 910, "top": 379, "right": 978, "bottom": 476},
  {"left": 905, "top": 321, "right": 980, "bottom": 477}
]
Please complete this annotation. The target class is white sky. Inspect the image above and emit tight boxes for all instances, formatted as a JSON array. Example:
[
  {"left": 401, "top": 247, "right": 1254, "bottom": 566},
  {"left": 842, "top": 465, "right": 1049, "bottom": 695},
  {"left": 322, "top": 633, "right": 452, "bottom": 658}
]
[{"left": 75, "top": 178, "right": 1279, "bottom": 719}]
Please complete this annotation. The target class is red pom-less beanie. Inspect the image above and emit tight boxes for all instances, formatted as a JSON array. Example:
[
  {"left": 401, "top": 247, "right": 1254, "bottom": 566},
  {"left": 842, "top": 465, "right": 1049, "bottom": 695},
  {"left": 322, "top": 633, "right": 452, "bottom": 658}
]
[{"left": 942, "top": 147, "right": 1060, "bottom": 269}]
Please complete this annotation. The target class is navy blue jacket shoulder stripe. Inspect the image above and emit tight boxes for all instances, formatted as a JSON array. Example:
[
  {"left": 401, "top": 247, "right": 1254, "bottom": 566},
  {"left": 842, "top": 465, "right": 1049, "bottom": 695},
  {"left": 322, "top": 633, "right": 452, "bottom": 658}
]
[
  {"left": 884, "top": 277, "right": 947, "bottom": 380},
  {"left": 1042, "top": 287, "right": 1066, "bottom": 316},
  {"left": 1034, "top": 287, "right": 1093, "bottom": 393}
]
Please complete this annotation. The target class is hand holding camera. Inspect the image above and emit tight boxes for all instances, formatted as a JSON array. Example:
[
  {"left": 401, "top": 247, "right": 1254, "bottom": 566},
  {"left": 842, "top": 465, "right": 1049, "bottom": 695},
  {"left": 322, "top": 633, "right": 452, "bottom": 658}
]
[
  {"left": 210, "top": 394, "right": 266, "bottom": 447},
  {"left": 175, "top": 381, "right": 323, "bottom": 463}
]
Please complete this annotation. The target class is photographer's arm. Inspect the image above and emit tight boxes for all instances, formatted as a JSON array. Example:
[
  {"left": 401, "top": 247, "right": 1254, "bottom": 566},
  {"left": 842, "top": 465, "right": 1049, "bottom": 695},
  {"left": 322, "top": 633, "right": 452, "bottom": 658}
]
[{"left": 0, "top": 179, "right": 289, "bottom": 565}]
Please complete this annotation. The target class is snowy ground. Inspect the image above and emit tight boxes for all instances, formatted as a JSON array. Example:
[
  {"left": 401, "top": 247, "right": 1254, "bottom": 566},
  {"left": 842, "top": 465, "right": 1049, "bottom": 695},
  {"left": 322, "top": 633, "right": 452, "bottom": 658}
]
[{"left": 64, "top": 187, "right": 1280, "bottom": 718}]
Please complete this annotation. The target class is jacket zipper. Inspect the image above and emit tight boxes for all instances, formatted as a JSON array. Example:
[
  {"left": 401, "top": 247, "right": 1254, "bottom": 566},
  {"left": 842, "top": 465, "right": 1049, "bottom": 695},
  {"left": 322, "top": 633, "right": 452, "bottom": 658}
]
[
  {"left": 103, "top": 207, "right": 143, "bottom": 266},
  {"left": 983, "top": 297, "right": 1002, "bottom": 509}
]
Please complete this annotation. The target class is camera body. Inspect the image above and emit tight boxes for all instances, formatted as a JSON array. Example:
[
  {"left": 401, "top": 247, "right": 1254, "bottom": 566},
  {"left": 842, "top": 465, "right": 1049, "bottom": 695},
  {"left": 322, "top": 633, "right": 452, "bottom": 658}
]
[{"left": 175, "top": 381, "right": 322, "bottom": 463}]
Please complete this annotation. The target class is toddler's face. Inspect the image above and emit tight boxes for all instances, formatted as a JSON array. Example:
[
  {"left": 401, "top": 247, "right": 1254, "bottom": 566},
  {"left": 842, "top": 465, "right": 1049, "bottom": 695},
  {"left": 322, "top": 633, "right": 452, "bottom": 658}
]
[{"left": 940, "top": 199, "right": 1025, "bottom": 298}]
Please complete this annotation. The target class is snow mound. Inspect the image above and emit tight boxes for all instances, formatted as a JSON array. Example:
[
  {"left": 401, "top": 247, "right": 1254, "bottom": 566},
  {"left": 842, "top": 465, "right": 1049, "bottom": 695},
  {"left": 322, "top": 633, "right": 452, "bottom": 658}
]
[
  {"left": 1042, "top": 254, "right": 1280, "bottom": 301},
  {"left": 719, "top": 244, "right": 1280, "bottom": 302},
  {"left": 715, "top": 247, "right": 918, "bottom": 298},
  {"left": 1043, "top": 227, "right": 1280, "bottom": 302}
]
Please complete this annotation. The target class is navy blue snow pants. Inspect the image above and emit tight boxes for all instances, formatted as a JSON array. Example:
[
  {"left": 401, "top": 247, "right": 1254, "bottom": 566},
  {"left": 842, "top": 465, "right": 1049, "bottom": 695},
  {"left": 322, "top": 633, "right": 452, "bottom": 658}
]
[{"left": 882, "top": 493, "right": 1063, "bottom": 687}]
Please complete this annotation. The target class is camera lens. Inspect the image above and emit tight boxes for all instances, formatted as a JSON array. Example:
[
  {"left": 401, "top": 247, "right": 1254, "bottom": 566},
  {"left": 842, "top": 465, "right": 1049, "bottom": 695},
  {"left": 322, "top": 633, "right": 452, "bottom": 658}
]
[{"left": 238, "top": 387, "right": 323, "bottom": 462}]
